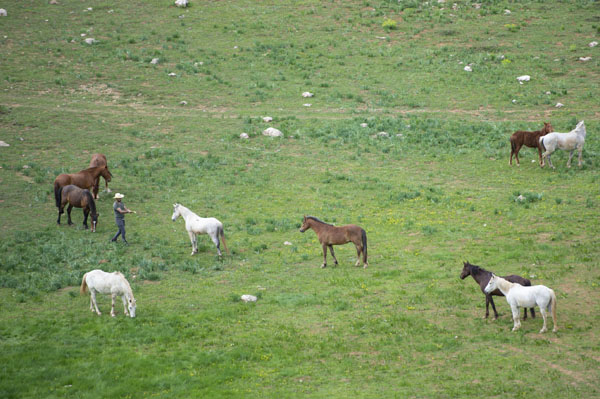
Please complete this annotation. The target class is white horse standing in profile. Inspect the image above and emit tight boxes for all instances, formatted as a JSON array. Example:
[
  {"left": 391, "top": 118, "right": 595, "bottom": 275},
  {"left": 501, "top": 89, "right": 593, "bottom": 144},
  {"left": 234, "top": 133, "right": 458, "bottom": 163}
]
[
  {"left": 80, "top": 269, "right": 136, "bottom": 318},
  {"left": 539, "top": 121, "right": 586, "bottom": 168},
  {"left": 171, "top": 203, "right": 229, "bottom": 256},
  {"left": 484, "top": 274, "right": 557, "bottom": 333}
]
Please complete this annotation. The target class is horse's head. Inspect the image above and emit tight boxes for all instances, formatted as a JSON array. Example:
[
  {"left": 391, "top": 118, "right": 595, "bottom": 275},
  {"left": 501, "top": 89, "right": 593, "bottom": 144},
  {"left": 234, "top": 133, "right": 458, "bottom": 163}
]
[
  {"left": 299, "top": 215, "right": 310, "bottom": 233},
  {"left": 171, "top": 203, "right": 180, "bottom": 221},
  {"left": 90, "top": 212, "right": 99, "bottom": 233},
  {"left": 575, "top": 121, "right": 586, "bottom": 137},
  {"left": 128, "top": 297, "right": 136, "bottom": 318},
  {"left": 101, "top": 166, "right": 112, "bottom": 182},
  {"left": 460, "top": 261, "right": 472, "bottom": 280},
  {"left": 543, "top": 122, "right": 554, "bottom": 134},
  {"left": 483, "top": 273, "right": 499, "bottom": 294}
]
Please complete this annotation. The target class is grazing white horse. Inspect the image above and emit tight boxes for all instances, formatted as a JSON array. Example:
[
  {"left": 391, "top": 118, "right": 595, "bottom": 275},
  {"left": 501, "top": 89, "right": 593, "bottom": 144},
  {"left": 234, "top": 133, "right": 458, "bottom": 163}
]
[
  {"left": 539, "top": 121, "right": 586, "bottom": 168},
  {"left": 484, "top": 274, "right": 557, "bottom": 333},
  {"left": 80, "top": 269, "right": 136, "bottom": 318},
  {"left": 171, "top": 203, "right": 229, "bottom": 256}
]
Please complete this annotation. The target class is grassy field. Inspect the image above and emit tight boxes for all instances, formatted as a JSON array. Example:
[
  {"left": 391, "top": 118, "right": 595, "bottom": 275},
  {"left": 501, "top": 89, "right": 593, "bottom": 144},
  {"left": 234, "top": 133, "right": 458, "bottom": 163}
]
[{"left": 1, "top": 0, "right": 599, "bottom": 398}]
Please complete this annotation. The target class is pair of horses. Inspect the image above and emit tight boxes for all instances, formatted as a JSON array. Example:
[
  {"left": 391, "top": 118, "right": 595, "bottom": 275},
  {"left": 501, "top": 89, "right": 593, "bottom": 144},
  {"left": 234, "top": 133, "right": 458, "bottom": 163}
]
[
  {"left": 54, "top": 154, "right": 112, "bottom": 231},
  {"left": 509, "top": 121, "right": 587, "bottom": 168}
]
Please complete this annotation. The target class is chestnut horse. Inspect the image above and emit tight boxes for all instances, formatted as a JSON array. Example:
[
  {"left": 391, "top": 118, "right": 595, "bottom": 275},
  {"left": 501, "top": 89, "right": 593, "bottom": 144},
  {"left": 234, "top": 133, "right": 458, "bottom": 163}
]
[
  {"left": 57, "top": 185, "right": 99, "bottom": 232},
  {"left": 54, "top": 165, "right": 111, "bottom": 208},
  {"left": 89, "top": 153, "right": 111, "bottom": 199},
  {"left": 299, "top": 216, "right": 368, "bottom": 268},
  {"left": 460, "top": 261, "right": 535, "bottom": 320},
  {"left": 509, "top": 122, "right": 553, "bottom": 166}
]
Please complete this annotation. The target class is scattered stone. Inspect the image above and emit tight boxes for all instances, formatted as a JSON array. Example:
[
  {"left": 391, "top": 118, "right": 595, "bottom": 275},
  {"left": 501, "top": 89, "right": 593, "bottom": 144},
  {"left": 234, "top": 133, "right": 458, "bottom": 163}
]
[
  {"left": 175, "top": 0, "right": 188, "bottom": 7},
  {"left": 517, "top": 75, "right": 530, "bottom": 84},
  {"left": 0, "top": 141, "right": 9, "bottom": 147},
  {"left": 473, "top": 3, "right": 481, "bottom": 9},
  {"left": 579, "top": 56, "right": 592, "bottom": 62},
  {"left": 240, "top": 133, "right": 249, "bottom": 139},
  {"left": 303, "top": 103, "right": 311, "bottom": 107},
  {"left": 84, "top": 38, "right": 97, "bottom": 45},
  {"left": 504, "top": 9, "right": 511, "bottom": 14},
  {"left": 262, "top": 127, "right": 283, "bottom": 137},
  {"left": 108, "top": 9, "right": 114, "bottom": 13},
  {"left": 555, "top": 103, "right": 564, "bottom": 108},
  {"left": 531, "top": 160, "right": 536, "bottom": 163},
  {"left": 464, "top": 65, "right": 472, "bottom": 72},
  {"left": 178, "top": 15, "right": 185, "bottom": 19},
  {"left": 87, "top": 7, "right": 92, "bottom": 11},
  {"left": 302, "top": 92, "right": 314, "bottom": 98},
  {"left": 589, "top": 41, "right": 598, "bottom": 48},
  {"left": 179, "top": 101, "right": 187, "bottom": 106},
  {"left": 516, "top": 195, "right": 525, "bottom": 202},
  {"left": 262, "top": 116, "right": 273, "bottom": 122},
  {"left": 545, "top": 91, "right": 551, "bottom": 95},
  {"left": 396, "top": 133, "right": 404, "bottom": 138},
  {"left": 377, "top": 131, "right": 389, "bottom": 138},
  {"left": 284, "top": 241, "right": 292, "bottom": 246},
  {"left": 80, "top": 33, "right": 86, "bottom": 37},
  {"left": 18, "top": 137, "right": 24, "bottom": 141},
  {"left": 241, "top": 294, "right": 257, "bottom": 303},
  {"left": 0, "top": 8, "right": 8, "bottom": 16},
  {"left": 512, "top": 99, "right": 517, "bottom": 104},
  {"left": 360, "top": 123, "right": 368, "bottom": 128},
  {"left": 23, "top": 165, "right": 30, "bottom": 169},
  {"left": 375, "top": 36, "right": 387, "bottom": 40},
  {"left": 437, "top": 0, "right": 445, "bottom": 3},
  {"left": 150, "top": 58, "right": 159, "bottom": 65},
  {"left": 49, "top": 0, "right": 59, "bottom": 4},
  {"left": 168, "top": 72, "right": 177, "bottom": 77}
]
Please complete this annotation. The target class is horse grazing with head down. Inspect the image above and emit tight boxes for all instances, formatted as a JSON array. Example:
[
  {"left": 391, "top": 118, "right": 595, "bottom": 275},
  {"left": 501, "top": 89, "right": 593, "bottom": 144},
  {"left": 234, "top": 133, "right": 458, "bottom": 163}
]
[
  {"left": 89, "top": 154, "right": 111, "bottom": 199},
  {"left": 80, "top": 269, "right": 136, "bottom": 317},
  {"left": 460, "top": 261, "right": 535, "bottom": 320},
  {"left": 539, "top": 120, "right": 586, "bottom": 169},
  {"left": 509, "top": 122, "right": 553, "bottom": 166},
  {"left": 485, "top": 274, "right": 557, "bottom": 333},
  {"left": 299, "top": 215, "right": 368, "bottom": 269},
  {"left": 54, "top": 165, "right": 112, "bottom": 207},
  {"left": 56, "top": 185, "right": 99, "bottom": 232}
]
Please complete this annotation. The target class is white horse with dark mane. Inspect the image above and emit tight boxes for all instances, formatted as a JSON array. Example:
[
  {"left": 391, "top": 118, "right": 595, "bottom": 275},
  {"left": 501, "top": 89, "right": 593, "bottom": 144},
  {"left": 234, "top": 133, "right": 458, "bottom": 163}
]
[
  {"left": 80, "top": 269, "right": 136, "bottom": 318},
  {"left": 171, "top": 203, "right": 229, "bottom": 256},
  {"left": 484, "top": 274, "right": 557, "bottom": 333},
  {"left": 539, "top": 121, "right": 586, "bottom": 168}
]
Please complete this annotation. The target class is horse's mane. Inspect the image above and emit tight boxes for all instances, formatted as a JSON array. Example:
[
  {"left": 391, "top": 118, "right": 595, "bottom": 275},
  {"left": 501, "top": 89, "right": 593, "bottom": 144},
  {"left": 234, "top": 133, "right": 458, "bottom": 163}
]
[
  {"left": 466, "top": 262, "right": 490, "bottom": 275},
  {"left": 83, "top": 190, "right": 97, "bottom": 214},
  {"left": 307, "top": 216, "right": 333, "bottom": 226}
]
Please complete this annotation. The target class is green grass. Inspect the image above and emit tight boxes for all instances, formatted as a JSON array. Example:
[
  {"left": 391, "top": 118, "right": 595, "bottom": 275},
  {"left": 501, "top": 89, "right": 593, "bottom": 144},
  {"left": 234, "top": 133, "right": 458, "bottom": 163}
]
[{"left": 1, "top": 0, "right": 599, "bottom": 398}]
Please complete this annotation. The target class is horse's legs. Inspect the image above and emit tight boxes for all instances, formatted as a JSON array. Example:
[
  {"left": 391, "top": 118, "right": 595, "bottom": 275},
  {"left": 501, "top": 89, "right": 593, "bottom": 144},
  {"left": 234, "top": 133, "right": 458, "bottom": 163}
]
[
  {"left": 328, "top": 245, "right": 338, "bottom": 266},
  {"left": 93, "top": 177, "right": 99, "bottom": 199},
  {"left": 67, "top": 204, "right": 74, "bottom": 225},
  {"left": 83, "top": 208, "right": 89, "bottom": 229},
  {"left": 523, "top": 308, "right": 527, "bottom": 320},
  {"left": 321, "top": 243, "right": 328, "bottom": 268},
  {"left": 354, "top": 245, "right": 361, "bottom": 267},
  {"left": 121, "top": 295, "right": 129, "bottom": 316},
  {"left": 567, "top": 150, "right": 574, "bottom": 168},
  {"left": 514, "top": 145, "right": 521, "bottom": 166},
  {"left": 530, "top": 307, "right": 536, "bottom": 318},
  {"left": 90, "top": 290, "right": 101, "bottom": 315},
  {"left": 539, "top": 306, "right": 548, "bottom": 333},
  {"left": 188, "top": 231, "right": 196, "bottom": 255},
  {"left": 57, "top": 206, "right": 63, "bottom": 225},
  {"left": 484, "top": 295, "right": 490, "bottom": 318},
  {"left": 510, "top": 305, "right": 521, "bottom": 331},
  {"left": 578, "top": 147, "right": 583, "bottom": 167},
  {"left": 547, "top": 153, "right": 554, "bottom": 169},
  {"left": 488, "top": 295, "right": 499, "bottom": 319},
  {"left": 210, "top": 233, "right": 223, "bottom": 256},
  {"left": 537, "top": 145, "right": 543, "bottom": 166},
  {"left": 110, "top": 294, "right": 116, "bottom": 317}
]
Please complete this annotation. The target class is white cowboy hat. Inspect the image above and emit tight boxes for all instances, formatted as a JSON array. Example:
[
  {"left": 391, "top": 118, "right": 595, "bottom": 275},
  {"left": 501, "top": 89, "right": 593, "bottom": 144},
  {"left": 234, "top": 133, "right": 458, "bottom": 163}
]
[{"left": 114, "top": 193, "right": 124, "bottom": 199}]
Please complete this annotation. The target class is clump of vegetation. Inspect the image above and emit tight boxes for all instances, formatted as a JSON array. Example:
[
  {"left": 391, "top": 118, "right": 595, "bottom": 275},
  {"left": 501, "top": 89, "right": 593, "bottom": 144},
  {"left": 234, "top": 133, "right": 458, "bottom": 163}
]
[
  {"left": 504, "top": 23, "right": 520, "bottom": 32},
  {"left": 382, "top": 18, "right": 398, "bottom": 30},
  {"left": 513, "top": 192, "right": 543, "bottom": 204}
]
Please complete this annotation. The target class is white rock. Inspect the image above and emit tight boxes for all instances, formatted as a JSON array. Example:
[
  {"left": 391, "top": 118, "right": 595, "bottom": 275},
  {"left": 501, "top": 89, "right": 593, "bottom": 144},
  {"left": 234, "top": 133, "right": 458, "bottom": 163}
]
[
  {"left": 516, "top": 75, "right": 530, "bottom": 82},
  {"left": 240, "top": 133, "right": 249, "bottom": 139},
  {"left": 87, "top": 7, "right": 93, "bottom": 11},
  {"left": 23, "top": 165, "right": 30, "bottom": 169},
  {"left": 545, "top": 91, "right": 551, "bottom": 95},
  {"left": 512, "top": 99, "right": 517, "bottom": 104},
  {"left": 84, "top": 38, "right": 97, "bottom": 45},
  {"left": 516, "top": 195, "right": 525, "bottom": 202},
  {"left": 150, "top": 58, "right": 159, "bottom": 65},
  {"left": 262, "top": 127, "right": 283, "bottom": 137},
  {"left": 302, "top": 92, "right": 314, "bottom": 98},
  {"left": 175, "top": 0, "right": 188, "bottom": 7},
  {"left": 262, "top": 116, "right": 273, "bottom": 122},
  {"left": 360, "top": 123, "right": 368, "bottom": 128},
  {"left": 375, "top": 36, "right": 387, "bottom": 40},
  {"left": 531, "top": 160, "right": 536, "bottom": 163},
  {"left": 49, "top": 0, "right": 59, "bottom": 4},
  {"left": 464, "top": 65, "right": 472, "bottom": 72},
  {"left": 377, "top": 131, "right": 389, "bottom": 138},
  {"left": 589, "top": 41, "right": 598, "bottom": 48},
  {"left": 555, "top": 103, "right": 564, "bottom": 108},
  {"left": 0, "top": 141, "right": 9, "bottom": 147},
  {"left": 579, "top": 57, "right": 592, "bottom": 62},
  {"left": 168, "top": 72, "right": 177, "bottom": 77},
  {"left": 437, "top": 0, "right": 445, "bottom": 3},
  {"left": 303, "top": 103, "right": 311, "bottom": 107},
  {"left": 396, "top": 133, "right": 404, "bottom": 138},
  {"left": 179, "top": 101, "right": 187, "bottom": 106},
  {"left": 473, "top": 3, "right": 481, "bottom": 9},
  {"left": 284, "top": 241, "right": 292, "bottom": 246},
  {"left": 504, "top": 9, "right": 511, "bottom": 14},
  {"left": 241, "top": 295, "right": 257, "bottom": 303},
  {"left": 108, "top": 9, "right": 114, "bottom": 13}
]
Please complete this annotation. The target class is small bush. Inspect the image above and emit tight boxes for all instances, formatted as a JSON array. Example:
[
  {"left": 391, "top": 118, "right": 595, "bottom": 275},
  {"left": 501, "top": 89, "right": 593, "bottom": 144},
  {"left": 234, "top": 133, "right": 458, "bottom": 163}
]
[{"left": 382, "top": 19, "right": 398, "bottom": 30}]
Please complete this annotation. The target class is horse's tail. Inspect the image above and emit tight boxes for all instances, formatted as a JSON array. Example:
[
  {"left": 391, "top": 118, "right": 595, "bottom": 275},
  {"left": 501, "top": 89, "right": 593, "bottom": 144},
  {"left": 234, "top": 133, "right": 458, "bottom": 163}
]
[
  {"left": 361, "top": 228, "right": 368, "bottom": 264},
  {"left": 550, "top": 289, "right": 557, "bottom": 329},
  {"left": 219, "top": 225, "right": 230, "bottom": 255},
  {"left": 510, "top": 135, "right": 517, "bottom": 152},
  {"left": 80, "top": 273, "right": 88, "bottom": 295},
  {"left": 539, "top": 136, "right": 546, "bottom": 152},
  {"left": 54, "top": 182, "right": 62, "bottom": 208}
]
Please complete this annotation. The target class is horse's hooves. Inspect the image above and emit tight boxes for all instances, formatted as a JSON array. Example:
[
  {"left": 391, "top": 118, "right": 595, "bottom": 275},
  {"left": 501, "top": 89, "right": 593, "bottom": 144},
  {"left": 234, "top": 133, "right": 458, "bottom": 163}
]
[
  {"left": 552, "top": 328, "right": 558, "bottom": 332},
  {"left": 320, "top": 264, "right": 327, "bottom": 268},
  {"left": 363, "top": 265, "right": 368, "bottom": 269}
]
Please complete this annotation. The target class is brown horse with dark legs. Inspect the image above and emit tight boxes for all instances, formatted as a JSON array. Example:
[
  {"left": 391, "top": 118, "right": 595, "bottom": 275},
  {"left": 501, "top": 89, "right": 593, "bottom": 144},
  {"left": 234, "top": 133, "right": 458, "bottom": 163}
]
[
  {"left": 509, "top": 122, "right": 554, "bottom": 166},
  {"left": 460, "top": 261, "right": 535, "bottom": 320},
  {"left": 299, "top": 216, "right": 368, "bottom": 269},
  {"left": 54, "top": 165, "right": 112, "bottom": 208},
  {"left": 57, "top": 185, "right": 99, "bottom": 232},
  {"left": 89, "top": 154, "right": 110, "bottom": 199}
]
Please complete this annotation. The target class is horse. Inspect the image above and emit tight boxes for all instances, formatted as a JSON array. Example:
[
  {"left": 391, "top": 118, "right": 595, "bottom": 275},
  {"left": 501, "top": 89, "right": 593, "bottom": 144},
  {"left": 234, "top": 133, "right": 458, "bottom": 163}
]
[
  {"left": 171, "top": 203, "right": 229, "bottom": 256},
  {"left": 89, "top": 153, "right": 111, "bottom": 199},
  {"left": 460, "top": 261, "right": 535, "bottom": 319},
  {"left": 484, "top": 274, "right": 557, "bottom": 333},
  {"left": 80, "top": 269, "right": 136, "bottom": 318},
  {"left": 54, "top": 165, "right": 112, "bottom": 207},
  {"left": 56, "top": 185, "right": 98, "bottom": 232},
  {"left": 539, "top": 121, "right": 586, "bottom": 169},
  {"left": 509, "top": 122, "right": 553, "bottom": 166},
  {"left": 299, "top": 215, "right": 368, "bottom": 268}
]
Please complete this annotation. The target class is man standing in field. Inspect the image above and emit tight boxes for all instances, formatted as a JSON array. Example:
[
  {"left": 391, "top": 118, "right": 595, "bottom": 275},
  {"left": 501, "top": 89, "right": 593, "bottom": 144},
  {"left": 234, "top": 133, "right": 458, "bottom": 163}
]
[{"left": 111, "top": 193, "right": 135, "bottom": 244}]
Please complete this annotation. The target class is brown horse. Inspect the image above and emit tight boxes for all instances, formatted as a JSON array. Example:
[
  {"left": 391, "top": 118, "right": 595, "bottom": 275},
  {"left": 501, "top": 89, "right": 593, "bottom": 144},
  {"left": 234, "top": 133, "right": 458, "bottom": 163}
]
[
  {"left": 57, "top": 185, "right": 99, "bottom": 232},
  {"left": 509, "top": 122, "right": 554, "bottom": 166},
  {"left": 299, "top": 216, "right": 368, "bottom": 268},
  {"left": 54, "top": 165, "right": 111, "bottom": 208},
  {"left": 89, "top": 154, "right": 110, "bottom": 199},
  {"left": 460, "top": 261, "right": 535, "bottom": 320}
]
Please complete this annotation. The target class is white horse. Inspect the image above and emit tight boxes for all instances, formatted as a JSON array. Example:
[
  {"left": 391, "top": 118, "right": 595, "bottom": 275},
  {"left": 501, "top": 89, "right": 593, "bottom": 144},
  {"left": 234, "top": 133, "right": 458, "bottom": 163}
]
[
  {"left": 484, "top": 274, "right": 557, "bottom": 333},
  {"left": 80, "top": 269, "right": 136, "bottom": 318},
  {"left": 171, "top": 203, "right": 229, "bottom": 256},
  {"left": 539, "top": 121, "right": 586, "bottom": 168}
]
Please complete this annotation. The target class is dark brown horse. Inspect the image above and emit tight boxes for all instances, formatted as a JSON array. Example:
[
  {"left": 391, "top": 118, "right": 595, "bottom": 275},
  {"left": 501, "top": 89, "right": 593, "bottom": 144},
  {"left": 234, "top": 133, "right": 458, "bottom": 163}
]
[
  {"left": 509, "top": 122, "right": 554, "bottom": 166},
  {"left": 57, "top": 185, "right": 99, "bottom": 232},
  {"left": 89, "top": 153, "right": 110, "bottom": 199},
  {"left": 299, "top": 216, "right": 368, "bottom": 268},
  {"left": 460, "top": 261, "right": 535, "bottom": 319},
  {"left": 54, "top": 165, "right": 111, "bottom": 208}
]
